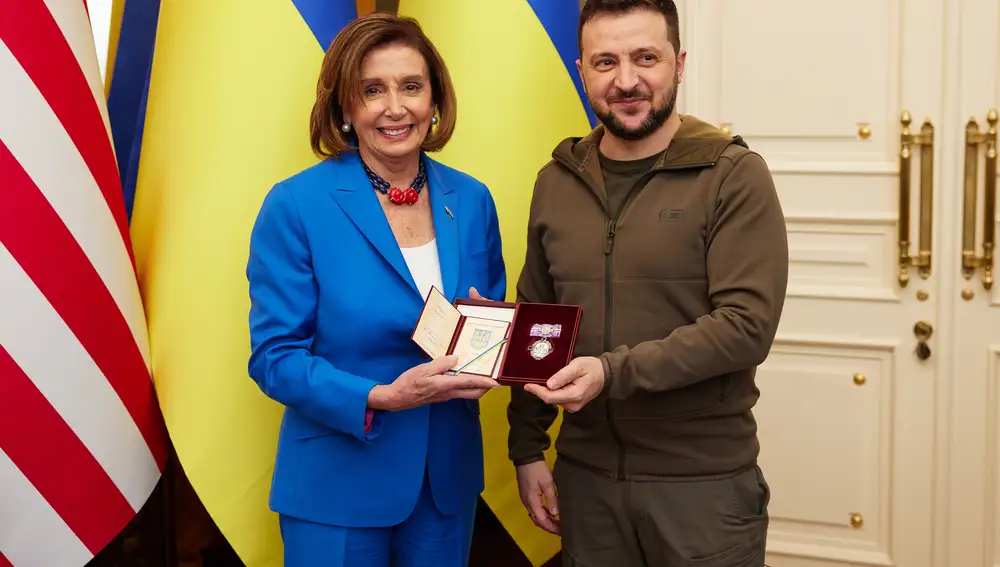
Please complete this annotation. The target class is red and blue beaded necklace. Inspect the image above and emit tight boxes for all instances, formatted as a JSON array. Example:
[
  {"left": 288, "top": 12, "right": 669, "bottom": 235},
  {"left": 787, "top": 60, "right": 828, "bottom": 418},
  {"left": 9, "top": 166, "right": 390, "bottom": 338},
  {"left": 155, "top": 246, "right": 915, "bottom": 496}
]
[{"left": 360, "top": 156, "right": 427, "bottom": 205}]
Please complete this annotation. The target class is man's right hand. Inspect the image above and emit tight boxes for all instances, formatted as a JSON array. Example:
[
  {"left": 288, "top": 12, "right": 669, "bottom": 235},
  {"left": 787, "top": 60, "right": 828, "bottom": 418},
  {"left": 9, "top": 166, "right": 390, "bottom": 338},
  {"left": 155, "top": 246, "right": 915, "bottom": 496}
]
[
  {"left": 517, "top": 460, "right": 560, "bottom": 534},
  {"left": 368, "top": 355, "right": 499, "bottom": 412}
]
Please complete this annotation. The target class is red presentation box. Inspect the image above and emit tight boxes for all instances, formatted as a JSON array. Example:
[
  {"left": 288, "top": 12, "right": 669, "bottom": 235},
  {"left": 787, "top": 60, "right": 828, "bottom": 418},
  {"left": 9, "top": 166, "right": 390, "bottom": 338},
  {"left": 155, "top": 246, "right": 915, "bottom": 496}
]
[
  {"left": 411, "top": 287, "right": 582, "bottom": 386},
  {"left": 496, "top": 301, "right": 582, "bottom": 387}
]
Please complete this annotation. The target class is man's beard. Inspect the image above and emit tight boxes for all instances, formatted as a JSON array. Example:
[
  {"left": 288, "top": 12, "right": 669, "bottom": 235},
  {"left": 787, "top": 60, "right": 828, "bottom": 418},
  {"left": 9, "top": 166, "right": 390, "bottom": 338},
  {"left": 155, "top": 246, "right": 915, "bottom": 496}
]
[{"left": 592, "top": 73, "right": 679, "bottom": 141}]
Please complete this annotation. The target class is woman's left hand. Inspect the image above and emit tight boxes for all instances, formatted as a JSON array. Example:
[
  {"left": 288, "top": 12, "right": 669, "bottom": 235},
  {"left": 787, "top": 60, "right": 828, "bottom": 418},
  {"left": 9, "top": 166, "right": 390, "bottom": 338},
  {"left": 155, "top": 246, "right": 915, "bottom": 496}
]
[{"left": 368, "top": 355, "right": 499, "bottom": 412}]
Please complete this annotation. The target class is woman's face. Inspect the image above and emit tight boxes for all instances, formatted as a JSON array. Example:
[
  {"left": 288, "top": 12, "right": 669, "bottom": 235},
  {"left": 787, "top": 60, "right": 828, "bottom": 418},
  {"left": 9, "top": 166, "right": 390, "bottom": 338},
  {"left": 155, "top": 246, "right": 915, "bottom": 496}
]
[{"left": 345, "top": 42, "right": 434, "bottom": 163}]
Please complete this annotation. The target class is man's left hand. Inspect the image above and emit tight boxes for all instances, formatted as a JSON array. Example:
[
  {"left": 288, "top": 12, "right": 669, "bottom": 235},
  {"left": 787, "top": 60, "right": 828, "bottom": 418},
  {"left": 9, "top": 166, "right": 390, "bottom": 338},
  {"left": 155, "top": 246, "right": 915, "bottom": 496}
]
[{"left": 524, "top": 356, "right": 606, "bottom": 412}]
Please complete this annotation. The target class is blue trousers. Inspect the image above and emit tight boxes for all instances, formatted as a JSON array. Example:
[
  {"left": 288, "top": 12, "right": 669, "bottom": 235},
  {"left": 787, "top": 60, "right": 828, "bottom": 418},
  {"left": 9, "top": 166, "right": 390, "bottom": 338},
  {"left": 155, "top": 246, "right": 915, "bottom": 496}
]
[{"left": 279, "top": 470, "right": 478, "bottom": 567}]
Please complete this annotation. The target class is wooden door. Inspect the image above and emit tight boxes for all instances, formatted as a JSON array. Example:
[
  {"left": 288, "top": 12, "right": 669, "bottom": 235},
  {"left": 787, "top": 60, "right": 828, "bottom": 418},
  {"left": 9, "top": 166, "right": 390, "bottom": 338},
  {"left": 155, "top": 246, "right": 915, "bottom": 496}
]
[
  {"left": 943, "top": 0, "right": 1000, "bottom": 566},
  {"left": 675, "top": 1, "right": 946, "bottom": 566}
]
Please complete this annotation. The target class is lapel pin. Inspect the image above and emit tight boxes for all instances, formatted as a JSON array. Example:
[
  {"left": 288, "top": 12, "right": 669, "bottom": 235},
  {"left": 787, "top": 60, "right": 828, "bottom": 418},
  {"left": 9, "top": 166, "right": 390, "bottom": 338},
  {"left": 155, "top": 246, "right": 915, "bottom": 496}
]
[{"left": 445, "top": 206, "right": 454, "bottom": 220}]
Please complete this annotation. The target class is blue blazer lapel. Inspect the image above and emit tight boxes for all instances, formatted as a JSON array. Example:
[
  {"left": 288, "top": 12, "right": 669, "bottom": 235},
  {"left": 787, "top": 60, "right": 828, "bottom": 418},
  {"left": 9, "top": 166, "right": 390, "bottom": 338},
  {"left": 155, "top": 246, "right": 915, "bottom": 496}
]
[
  {"left": 427, "top": 158, "right": 458, "bottom": 302},
  {"left": 325, "top": 154, "right": 419, "bottom": 296}
]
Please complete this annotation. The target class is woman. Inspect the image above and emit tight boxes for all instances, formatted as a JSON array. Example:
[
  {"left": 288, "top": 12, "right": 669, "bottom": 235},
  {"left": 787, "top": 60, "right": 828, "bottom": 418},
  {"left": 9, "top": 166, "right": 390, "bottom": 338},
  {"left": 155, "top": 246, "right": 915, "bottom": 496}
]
[{"left": 246, "top": 13, "right": 506, "bottom": 567}]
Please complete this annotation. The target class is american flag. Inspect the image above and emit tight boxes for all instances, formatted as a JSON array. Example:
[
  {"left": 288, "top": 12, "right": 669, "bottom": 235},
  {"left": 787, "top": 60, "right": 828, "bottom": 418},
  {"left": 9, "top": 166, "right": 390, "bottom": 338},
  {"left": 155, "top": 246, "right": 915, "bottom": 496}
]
[{"left": 0, "top": 2, "right": 168, "bottom": 566}]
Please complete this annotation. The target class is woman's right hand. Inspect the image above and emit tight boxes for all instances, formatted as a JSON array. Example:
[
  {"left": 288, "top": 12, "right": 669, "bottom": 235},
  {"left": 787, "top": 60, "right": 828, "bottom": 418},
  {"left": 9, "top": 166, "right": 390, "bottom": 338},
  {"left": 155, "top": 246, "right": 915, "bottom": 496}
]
[{"left": 367, "top": 355, "right": 500, "bottom": 412}]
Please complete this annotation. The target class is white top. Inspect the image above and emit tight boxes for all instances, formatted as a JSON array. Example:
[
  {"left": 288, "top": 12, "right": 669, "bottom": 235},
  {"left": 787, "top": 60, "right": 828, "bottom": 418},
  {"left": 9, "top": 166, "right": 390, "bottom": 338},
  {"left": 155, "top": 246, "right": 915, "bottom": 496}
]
[{"left": 400, "top": 239, "right": 444, "bottom": 301}]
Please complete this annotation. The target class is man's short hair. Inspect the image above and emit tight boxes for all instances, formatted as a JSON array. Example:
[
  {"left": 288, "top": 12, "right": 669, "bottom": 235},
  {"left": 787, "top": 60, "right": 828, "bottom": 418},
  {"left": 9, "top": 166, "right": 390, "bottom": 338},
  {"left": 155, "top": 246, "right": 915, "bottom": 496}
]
[{"left": 578, "top": 0, "right": 681, "bottom": 56}]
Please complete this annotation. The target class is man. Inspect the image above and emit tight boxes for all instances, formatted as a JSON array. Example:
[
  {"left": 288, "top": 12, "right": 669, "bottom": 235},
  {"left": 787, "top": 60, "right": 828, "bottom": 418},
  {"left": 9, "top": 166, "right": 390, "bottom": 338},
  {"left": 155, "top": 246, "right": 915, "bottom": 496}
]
[{"left": 506, "top": 1, "right": 789, "bottom": 566}]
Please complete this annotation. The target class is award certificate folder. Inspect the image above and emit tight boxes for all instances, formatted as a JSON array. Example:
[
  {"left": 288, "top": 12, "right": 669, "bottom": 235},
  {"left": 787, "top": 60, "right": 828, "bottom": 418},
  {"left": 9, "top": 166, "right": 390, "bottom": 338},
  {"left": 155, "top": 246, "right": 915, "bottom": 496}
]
[
  {"left": 411, "top": 287, "right": 514, "bottom": 378},
  {"left": 411, "top": 287, "right": 583, "bottom": 386}
]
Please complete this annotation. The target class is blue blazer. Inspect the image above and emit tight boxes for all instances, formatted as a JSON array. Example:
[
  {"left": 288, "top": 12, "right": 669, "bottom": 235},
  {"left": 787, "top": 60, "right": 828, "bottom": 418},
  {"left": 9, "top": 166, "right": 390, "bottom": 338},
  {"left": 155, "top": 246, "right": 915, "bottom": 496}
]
[{"left": 246, "top": 150, "right": 506, "bottom": 528}]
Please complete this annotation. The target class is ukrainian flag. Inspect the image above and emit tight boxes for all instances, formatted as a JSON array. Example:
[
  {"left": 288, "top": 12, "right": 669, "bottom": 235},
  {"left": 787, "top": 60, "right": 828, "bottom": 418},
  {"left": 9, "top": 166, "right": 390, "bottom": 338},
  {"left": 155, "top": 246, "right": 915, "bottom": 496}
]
[
  {"left": 104, "top": 0, "right": 159, "bottom": 220},
  {"left": 395, "top": 1, "right": 596, "bottom": 565},
  {"left": 123, "top": 1, "right": 367, "bottom": 564}
]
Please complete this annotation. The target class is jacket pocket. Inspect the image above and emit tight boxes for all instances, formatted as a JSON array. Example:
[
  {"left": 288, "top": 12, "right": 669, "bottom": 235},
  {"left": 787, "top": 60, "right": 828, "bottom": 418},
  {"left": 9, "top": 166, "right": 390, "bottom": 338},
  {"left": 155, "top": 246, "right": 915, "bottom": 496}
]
[
  {"left": 615, "top": 377, "right": 725, "bottom": 419},
  {"left": 294, "top": 423, "right": 341, "bottom": 441}
]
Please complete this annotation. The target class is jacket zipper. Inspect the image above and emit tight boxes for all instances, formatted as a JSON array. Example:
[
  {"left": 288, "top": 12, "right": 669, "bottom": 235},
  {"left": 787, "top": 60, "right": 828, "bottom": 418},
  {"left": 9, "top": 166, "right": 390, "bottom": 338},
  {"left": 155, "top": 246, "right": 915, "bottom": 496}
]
[
  {"left": 603, "top": 219, "right": 626, "bottom": 480},
  {"left": 551, "top": 153, "right": 658, "bottom": 481},
  {"left": 602, "top": 175, "right": 654, "bottom": 481}
]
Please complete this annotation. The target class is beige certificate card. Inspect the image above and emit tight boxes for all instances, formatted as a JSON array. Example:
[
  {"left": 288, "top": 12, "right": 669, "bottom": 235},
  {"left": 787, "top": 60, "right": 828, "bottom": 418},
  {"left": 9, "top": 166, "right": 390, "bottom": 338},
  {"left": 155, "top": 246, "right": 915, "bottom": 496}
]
[
  {"left": 451, "top": 317, "right": 510, "bottom": 376},
  {"left": 412, "top": 287, "right": 461, "bottom": 359}
]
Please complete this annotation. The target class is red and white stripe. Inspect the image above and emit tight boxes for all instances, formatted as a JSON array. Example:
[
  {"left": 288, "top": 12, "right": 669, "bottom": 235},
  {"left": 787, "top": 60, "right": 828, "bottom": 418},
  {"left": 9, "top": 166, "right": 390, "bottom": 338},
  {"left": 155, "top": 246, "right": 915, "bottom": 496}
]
[{"left": 0, "top": 2, "right": 168, "bottom": 566}]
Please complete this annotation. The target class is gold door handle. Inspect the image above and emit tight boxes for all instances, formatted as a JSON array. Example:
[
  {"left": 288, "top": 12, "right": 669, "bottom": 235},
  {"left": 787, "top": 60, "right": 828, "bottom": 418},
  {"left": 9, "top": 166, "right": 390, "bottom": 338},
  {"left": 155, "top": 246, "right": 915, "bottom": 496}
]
[
  {"left": 961, "top": 109, "right": 999, "bottom": 290},
  {"left": 898, "top": 111, "right": 935, "bottom": 287}
]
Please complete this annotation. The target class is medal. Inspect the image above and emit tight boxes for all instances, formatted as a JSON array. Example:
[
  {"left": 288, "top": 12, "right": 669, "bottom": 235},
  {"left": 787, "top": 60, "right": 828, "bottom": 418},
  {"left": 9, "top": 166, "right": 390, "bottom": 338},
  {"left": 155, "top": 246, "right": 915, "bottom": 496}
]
[{"left": 528, "top": 323, "right": 561, "bottom": 360}]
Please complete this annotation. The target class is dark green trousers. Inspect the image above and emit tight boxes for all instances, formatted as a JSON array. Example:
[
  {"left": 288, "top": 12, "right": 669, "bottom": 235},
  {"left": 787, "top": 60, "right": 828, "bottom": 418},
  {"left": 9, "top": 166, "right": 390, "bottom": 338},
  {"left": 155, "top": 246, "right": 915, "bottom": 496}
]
[{"left": 554, "top": 459, "right": 770, "bottom": 567}]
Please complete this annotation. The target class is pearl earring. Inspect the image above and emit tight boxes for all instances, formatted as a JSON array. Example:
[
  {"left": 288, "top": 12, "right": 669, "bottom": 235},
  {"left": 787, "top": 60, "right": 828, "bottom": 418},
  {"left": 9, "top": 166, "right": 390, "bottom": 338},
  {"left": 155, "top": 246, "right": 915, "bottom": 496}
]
[
  {"left": 341, "top": 123, "right": 351, "bottom": 132},
  {"left": 431, "top": 116, "right": 438, "bottom": 125}
]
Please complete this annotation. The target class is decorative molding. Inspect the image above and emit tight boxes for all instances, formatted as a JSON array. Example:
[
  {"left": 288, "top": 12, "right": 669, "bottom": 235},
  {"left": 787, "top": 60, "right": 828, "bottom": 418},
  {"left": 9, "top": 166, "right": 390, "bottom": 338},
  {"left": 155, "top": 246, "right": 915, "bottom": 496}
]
[
  {"left": 766, "top": 161, "right": 899, "bottom": 176},
  {"left": 772, "top": 334, "right": 900, "bottom": 352},
  {"left": 767, "top": 541, "right": 894, "bottom": 566},
  {"left": 684, "top": 0, "right": 903, "bottom": 175},
  {"left": 759, "top": 336, "right": 896, "bottom": 564},
  {"left": 982, "top": 346, "right": 1000, "bottom": 567},
  {"left": 783, "top": 218, "right": 899, "bottom": 303}
]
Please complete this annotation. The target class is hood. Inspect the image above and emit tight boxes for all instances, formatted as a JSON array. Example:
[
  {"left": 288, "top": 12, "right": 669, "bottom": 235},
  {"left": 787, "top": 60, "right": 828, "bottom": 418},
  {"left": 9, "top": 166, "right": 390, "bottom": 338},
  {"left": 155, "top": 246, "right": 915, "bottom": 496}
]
[{"left": 551, "top": 114, "right": 748, "bottom": 175}]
